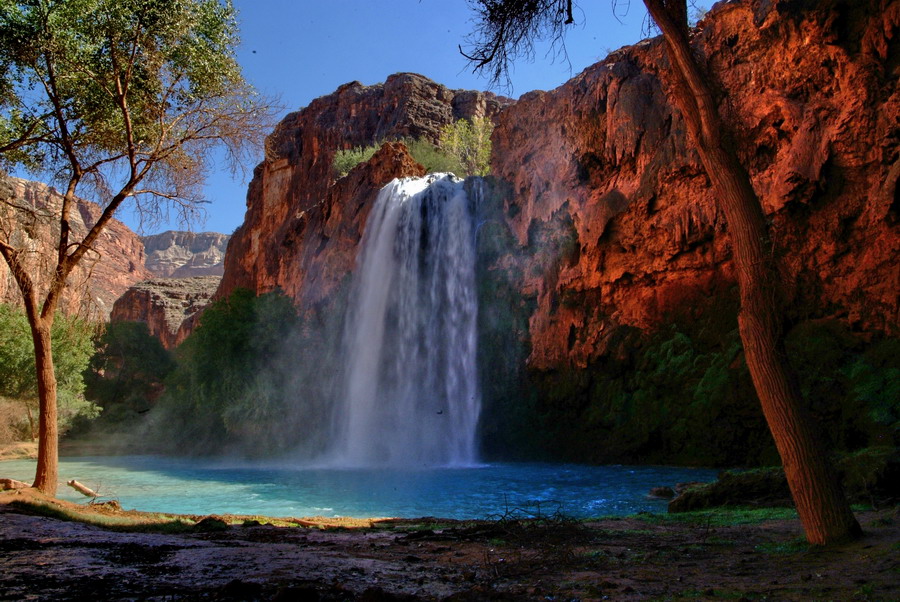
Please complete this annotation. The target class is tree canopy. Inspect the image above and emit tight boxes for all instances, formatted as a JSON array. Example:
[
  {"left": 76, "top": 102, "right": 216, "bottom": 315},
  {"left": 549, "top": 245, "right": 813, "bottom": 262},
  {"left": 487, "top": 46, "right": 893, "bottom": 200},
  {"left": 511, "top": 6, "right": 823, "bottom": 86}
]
[
  {"left": 0, "top": 0, "right": 271, "bottom": 227},
  {"left": 0, "top": 0, "right": 275, "bottom": 495}
]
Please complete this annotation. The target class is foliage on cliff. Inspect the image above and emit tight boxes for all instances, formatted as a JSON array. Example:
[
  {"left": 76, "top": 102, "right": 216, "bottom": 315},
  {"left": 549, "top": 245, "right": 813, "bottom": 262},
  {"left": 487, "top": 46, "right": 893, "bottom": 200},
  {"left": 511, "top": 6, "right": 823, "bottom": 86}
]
[
  {"left": 479, "top": 298, "right": 900, "bottom": 467},
  {"left": 332, "top": 118, "right": 493, "bottom": 178},
  {"left": 437, "top": 117, "right": 493, "bottom": 176}
]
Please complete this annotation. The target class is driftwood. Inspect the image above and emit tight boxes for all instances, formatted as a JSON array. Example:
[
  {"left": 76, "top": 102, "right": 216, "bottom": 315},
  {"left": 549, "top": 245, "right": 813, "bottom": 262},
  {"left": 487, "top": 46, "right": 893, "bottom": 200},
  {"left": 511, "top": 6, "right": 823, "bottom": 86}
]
[
  {"left": 0, "top": 478, "right": 29, "bottom": 491},
  {"left": 66, "top": 479, "right": 99, "bottom": 498}
]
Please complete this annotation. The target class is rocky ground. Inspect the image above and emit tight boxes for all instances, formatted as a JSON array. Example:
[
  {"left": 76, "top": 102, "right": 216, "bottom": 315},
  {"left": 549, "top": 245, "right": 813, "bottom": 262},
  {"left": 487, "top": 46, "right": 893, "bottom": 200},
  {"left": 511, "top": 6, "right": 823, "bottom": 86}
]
[{"left": 0, "top": 489, "right": 897, "bottom": 601}]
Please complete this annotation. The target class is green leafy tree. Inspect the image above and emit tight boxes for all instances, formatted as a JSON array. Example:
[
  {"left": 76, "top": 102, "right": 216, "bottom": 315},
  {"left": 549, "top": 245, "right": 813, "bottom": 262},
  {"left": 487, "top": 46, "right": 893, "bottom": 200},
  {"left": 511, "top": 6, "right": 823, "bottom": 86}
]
[
  {"left": 0, "top": 303, "right": 97, "bottom": 440},
  {"left": 83, "top": 321, "right": 175, "bottom": 426},
  {"left": 402, "top": 137, "right": 464, "bottom": 175},
  {"left": 463, "top": 0, "right": 860, "bottom": 544},
  {"left": 332, "top": 144, "right": 380, "bottom": 178},
  {"left": 438, "top": 117, "right": 493, "bottom": 177},
  {"left": 153, "top": 288, "right": 305, "bottom": 456},
  {"left": 0, "top": 0, "right": 275, "bottom": 494}
]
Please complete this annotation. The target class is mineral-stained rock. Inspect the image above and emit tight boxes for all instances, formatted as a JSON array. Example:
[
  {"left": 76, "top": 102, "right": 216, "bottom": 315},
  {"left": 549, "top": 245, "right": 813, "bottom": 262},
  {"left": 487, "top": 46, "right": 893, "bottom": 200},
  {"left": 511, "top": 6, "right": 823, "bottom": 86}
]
[
  {"left": 110, "top": 276, "right": 220, "bottom": 349},
  {"left": 141, "top": 231, "right": 231, "bottom": 278},
  {"left": 486, "top": 0, "right": 899, "bottom": 371},
  {"left": 0, "top": 177, "right": 152, "bottom": 319}
]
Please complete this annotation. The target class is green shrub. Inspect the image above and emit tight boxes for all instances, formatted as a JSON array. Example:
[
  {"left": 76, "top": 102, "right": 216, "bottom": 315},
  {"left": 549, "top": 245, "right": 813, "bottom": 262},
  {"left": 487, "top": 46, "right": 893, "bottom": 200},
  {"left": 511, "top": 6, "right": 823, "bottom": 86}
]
[
  {"left": 332, "top": 144, "right": 380, "bottom": 177},
  {"left": 81, "top": 321, "right": 175, "bottom": 429},
  {"left": 331, "top": 116, "right": 493, "bottom": 179},
  {"left": 438, "top": 116, "right": 493, "bottom": 177},
  {"left": 403, "top": 137, "right": 464, "bottom": 174}
]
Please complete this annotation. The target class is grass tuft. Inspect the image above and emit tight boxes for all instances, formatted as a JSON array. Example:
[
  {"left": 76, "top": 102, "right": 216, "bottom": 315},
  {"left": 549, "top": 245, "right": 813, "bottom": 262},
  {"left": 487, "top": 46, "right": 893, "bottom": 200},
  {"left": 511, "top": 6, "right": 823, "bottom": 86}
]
[
  {"left": 635, "top": 507, "right": 798, "bottom": 526},
  {"left": 9, "top": 499, "right": 196, "bottom": 533}
]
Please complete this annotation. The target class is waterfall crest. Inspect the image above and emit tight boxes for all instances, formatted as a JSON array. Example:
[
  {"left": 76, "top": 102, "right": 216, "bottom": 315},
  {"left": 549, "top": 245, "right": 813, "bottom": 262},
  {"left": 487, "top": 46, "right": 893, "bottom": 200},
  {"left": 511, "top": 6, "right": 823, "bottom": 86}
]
[{"left": 328, "top": 174, "right": 481, "bottom": 467}]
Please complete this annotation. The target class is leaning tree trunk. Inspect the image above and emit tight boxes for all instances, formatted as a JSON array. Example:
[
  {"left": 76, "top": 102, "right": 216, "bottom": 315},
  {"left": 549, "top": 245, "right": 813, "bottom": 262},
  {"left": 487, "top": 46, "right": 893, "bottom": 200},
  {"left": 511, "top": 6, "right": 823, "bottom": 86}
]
[
  {"left": 30, "top": 317, "right": 59, "bottom": 496},
  {"left": 643, "top": 0, "right": 861, "bottom": 545}
]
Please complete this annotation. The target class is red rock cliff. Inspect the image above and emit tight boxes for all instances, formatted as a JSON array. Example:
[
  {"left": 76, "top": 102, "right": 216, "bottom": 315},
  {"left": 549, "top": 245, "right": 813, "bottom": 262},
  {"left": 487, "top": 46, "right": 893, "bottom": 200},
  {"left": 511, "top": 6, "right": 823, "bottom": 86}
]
[
  {"left": 213, "top": 0, "right": 897, "bottom": 374},
  {"left": 487, "top": 0, "right": 899, "bottom": 370},
  {"left": 218, "top": 73, "right": 508, "bottom": 311},
  {"left": 110, "top": 276, "right": 221, "bottom": 349},
  {"left": 0, "top": 177, "right": 153, "bottom": 319}
]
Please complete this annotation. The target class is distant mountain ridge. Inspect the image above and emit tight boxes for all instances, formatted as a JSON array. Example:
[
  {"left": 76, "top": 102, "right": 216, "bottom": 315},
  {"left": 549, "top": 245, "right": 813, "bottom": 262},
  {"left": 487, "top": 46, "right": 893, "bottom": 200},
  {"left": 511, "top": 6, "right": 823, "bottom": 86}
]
[
  {"left": 141, "top": 231, "right": 230, "bottom": 278},
  {"left": 109, "top": 231, "right": 230, "bottom": 347}
]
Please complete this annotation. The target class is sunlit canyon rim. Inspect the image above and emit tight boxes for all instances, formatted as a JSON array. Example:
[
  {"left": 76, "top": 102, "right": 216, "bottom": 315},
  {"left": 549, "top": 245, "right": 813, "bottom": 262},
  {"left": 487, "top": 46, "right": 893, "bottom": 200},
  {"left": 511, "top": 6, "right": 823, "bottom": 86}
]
[{"left": 328, "top": 175, "right": 481, "bottom": 467}]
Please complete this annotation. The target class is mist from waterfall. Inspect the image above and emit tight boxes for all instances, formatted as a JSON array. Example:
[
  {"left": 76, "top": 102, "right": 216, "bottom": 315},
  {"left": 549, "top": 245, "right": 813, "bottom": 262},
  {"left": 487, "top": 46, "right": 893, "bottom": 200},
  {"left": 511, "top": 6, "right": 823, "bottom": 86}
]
[{"left": 327, "top": 174, "right": 481, "bottom": 467}]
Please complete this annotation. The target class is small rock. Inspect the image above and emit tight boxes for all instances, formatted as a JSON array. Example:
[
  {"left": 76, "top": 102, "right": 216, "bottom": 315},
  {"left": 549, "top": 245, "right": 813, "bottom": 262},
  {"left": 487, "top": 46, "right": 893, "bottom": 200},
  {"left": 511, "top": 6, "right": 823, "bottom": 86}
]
[
  {"left": 216, "top": 579, "right": 262, "bottom": 600},
  {"left": 194, "top": 515, "right": 229, "bottom": 532},
  {"left": 674, "top": 481, "right": 707, "bottom": 495},
  {"left": 648, "top": 486, "right": 675, "bottom": 499},
  {"left": 272, "top": 585, "right": 320, "bottom": 602}
]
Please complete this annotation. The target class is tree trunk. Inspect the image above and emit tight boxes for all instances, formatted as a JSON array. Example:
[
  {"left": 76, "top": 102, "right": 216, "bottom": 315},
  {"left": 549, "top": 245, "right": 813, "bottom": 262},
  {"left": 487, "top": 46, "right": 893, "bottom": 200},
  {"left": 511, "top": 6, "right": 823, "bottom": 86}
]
[
  {"left": 643, "top": 0, "right": 861, "bottom": 545},
  {"left": 30, "top": 318, "right": 59, "bottom": 496}
]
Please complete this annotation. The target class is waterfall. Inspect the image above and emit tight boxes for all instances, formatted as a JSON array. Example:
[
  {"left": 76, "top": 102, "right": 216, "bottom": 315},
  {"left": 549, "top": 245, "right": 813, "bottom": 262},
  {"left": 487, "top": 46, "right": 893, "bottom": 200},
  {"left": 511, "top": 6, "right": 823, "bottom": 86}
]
[{"left": 328, "top": 174, "right": 481, "bottom": 467}]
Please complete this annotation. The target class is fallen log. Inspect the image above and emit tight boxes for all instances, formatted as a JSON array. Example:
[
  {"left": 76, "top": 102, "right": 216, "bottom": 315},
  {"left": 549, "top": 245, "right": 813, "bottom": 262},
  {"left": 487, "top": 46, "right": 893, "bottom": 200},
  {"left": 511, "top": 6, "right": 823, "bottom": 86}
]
[
  {"left": 0, "top": 478, "right": 29, "bottom": 491},
  {"left": 66, "top": 479, "right": 99, "bottom": 498}
]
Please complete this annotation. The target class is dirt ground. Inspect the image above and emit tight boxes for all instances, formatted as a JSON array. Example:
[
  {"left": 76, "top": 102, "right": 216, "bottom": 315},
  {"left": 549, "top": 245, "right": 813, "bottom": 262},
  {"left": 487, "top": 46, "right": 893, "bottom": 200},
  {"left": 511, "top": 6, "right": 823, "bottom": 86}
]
[{"left": 0, "top": 489, "right": 897, "bottom": 601}]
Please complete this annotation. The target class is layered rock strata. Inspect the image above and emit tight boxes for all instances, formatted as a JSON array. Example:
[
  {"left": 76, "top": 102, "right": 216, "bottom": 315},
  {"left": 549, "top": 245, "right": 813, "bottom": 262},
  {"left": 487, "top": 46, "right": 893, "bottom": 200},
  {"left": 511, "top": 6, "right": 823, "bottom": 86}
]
[
  {"left": 110, "top": 276, "right": 221, "bottom": 349},
  {"left": 142, "top": 231, "right": 231, "bottom": 278}
]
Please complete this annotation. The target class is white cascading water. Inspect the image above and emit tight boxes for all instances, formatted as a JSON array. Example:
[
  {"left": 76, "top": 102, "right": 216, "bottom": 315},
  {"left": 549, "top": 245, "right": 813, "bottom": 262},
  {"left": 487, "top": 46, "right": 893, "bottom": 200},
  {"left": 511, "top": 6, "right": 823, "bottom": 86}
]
[{"left": 327, "top": 174, "right": 481, "bottom": 467}]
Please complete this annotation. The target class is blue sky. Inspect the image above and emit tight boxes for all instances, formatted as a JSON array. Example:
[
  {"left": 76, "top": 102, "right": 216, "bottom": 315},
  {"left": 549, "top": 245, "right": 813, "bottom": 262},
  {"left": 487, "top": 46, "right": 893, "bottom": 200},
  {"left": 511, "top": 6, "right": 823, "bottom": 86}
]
[{"left": 121, "top": 0, "right": 651, "bottom": 236}]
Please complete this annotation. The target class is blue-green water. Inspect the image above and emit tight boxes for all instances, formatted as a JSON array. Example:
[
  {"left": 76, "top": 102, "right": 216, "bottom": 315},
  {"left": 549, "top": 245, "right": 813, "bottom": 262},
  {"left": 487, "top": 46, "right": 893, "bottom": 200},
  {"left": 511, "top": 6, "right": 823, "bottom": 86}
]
[{"left": 0, "top": 456, "right": 717, "bottom": 518}]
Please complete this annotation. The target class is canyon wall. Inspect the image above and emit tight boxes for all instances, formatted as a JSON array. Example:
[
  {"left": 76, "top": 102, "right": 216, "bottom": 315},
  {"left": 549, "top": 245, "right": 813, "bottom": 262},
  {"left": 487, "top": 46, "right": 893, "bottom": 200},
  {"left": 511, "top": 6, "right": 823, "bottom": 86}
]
[
  {"left": 0, "top": 177, "right": 153, "bottom": 319},
  {"left": 104, "top": 231, "right": 230, "bottom": 348},
  {"left": 485, "top": 0, "right": 898, "bottom": 374},
  {"left": 209, "top": 0, "right": 898, "bottom": 464},
  {"left": 218, "top": 73, "right": 508, "bottom": 313},
  {"left": 110, "top": 276, "right": 221, "bottom": 349},
  {"left": 474, "top": 0, "right": 899, "bottom": 462}
]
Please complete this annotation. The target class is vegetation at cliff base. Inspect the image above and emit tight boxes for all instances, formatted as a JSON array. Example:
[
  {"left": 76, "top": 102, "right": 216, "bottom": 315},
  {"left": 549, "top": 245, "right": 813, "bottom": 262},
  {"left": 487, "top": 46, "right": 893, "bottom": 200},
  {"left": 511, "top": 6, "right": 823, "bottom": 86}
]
[
  {"left": 0, "top": 304, "right": 97, "bottom": 443},
  {"left": 140, "top": 288, "right": 338, "bottom": 457},
  {"left": 79, "top": 321, "right": 175, "bottom": 434},
  {"left": 477, "top": 270, "right": 900, "bottom": 468}
]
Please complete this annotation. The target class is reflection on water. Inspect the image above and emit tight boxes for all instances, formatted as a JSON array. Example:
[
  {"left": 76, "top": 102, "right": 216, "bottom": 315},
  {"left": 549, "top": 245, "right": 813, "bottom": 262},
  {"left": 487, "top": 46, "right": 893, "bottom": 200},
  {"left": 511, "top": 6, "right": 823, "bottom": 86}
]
[{"left": 0, "top": 456, "right": 717, "bottom": 518}]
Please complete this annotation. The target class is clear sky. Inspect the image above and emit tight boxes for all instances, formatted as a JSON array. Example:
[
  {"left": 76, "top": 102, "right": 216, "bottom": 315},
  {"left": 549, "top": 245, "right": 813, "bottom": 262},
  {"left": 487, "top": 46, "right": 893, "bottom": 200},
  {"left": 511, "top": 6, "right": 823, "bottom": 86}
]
[{"left": 120, "top": 0, "right": 651, "bottom": 236}]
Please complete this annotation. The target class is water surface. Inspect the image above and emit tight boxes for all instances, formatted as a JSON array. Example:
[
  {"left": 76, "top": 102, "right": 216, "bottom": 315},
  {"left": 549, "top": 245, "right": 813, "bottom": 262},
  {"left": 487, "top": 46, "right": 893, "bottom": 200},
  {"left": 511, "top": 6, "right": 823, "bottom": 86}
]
[{"left": 1, "top": 456, "right": 717, "bottom": 518}]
